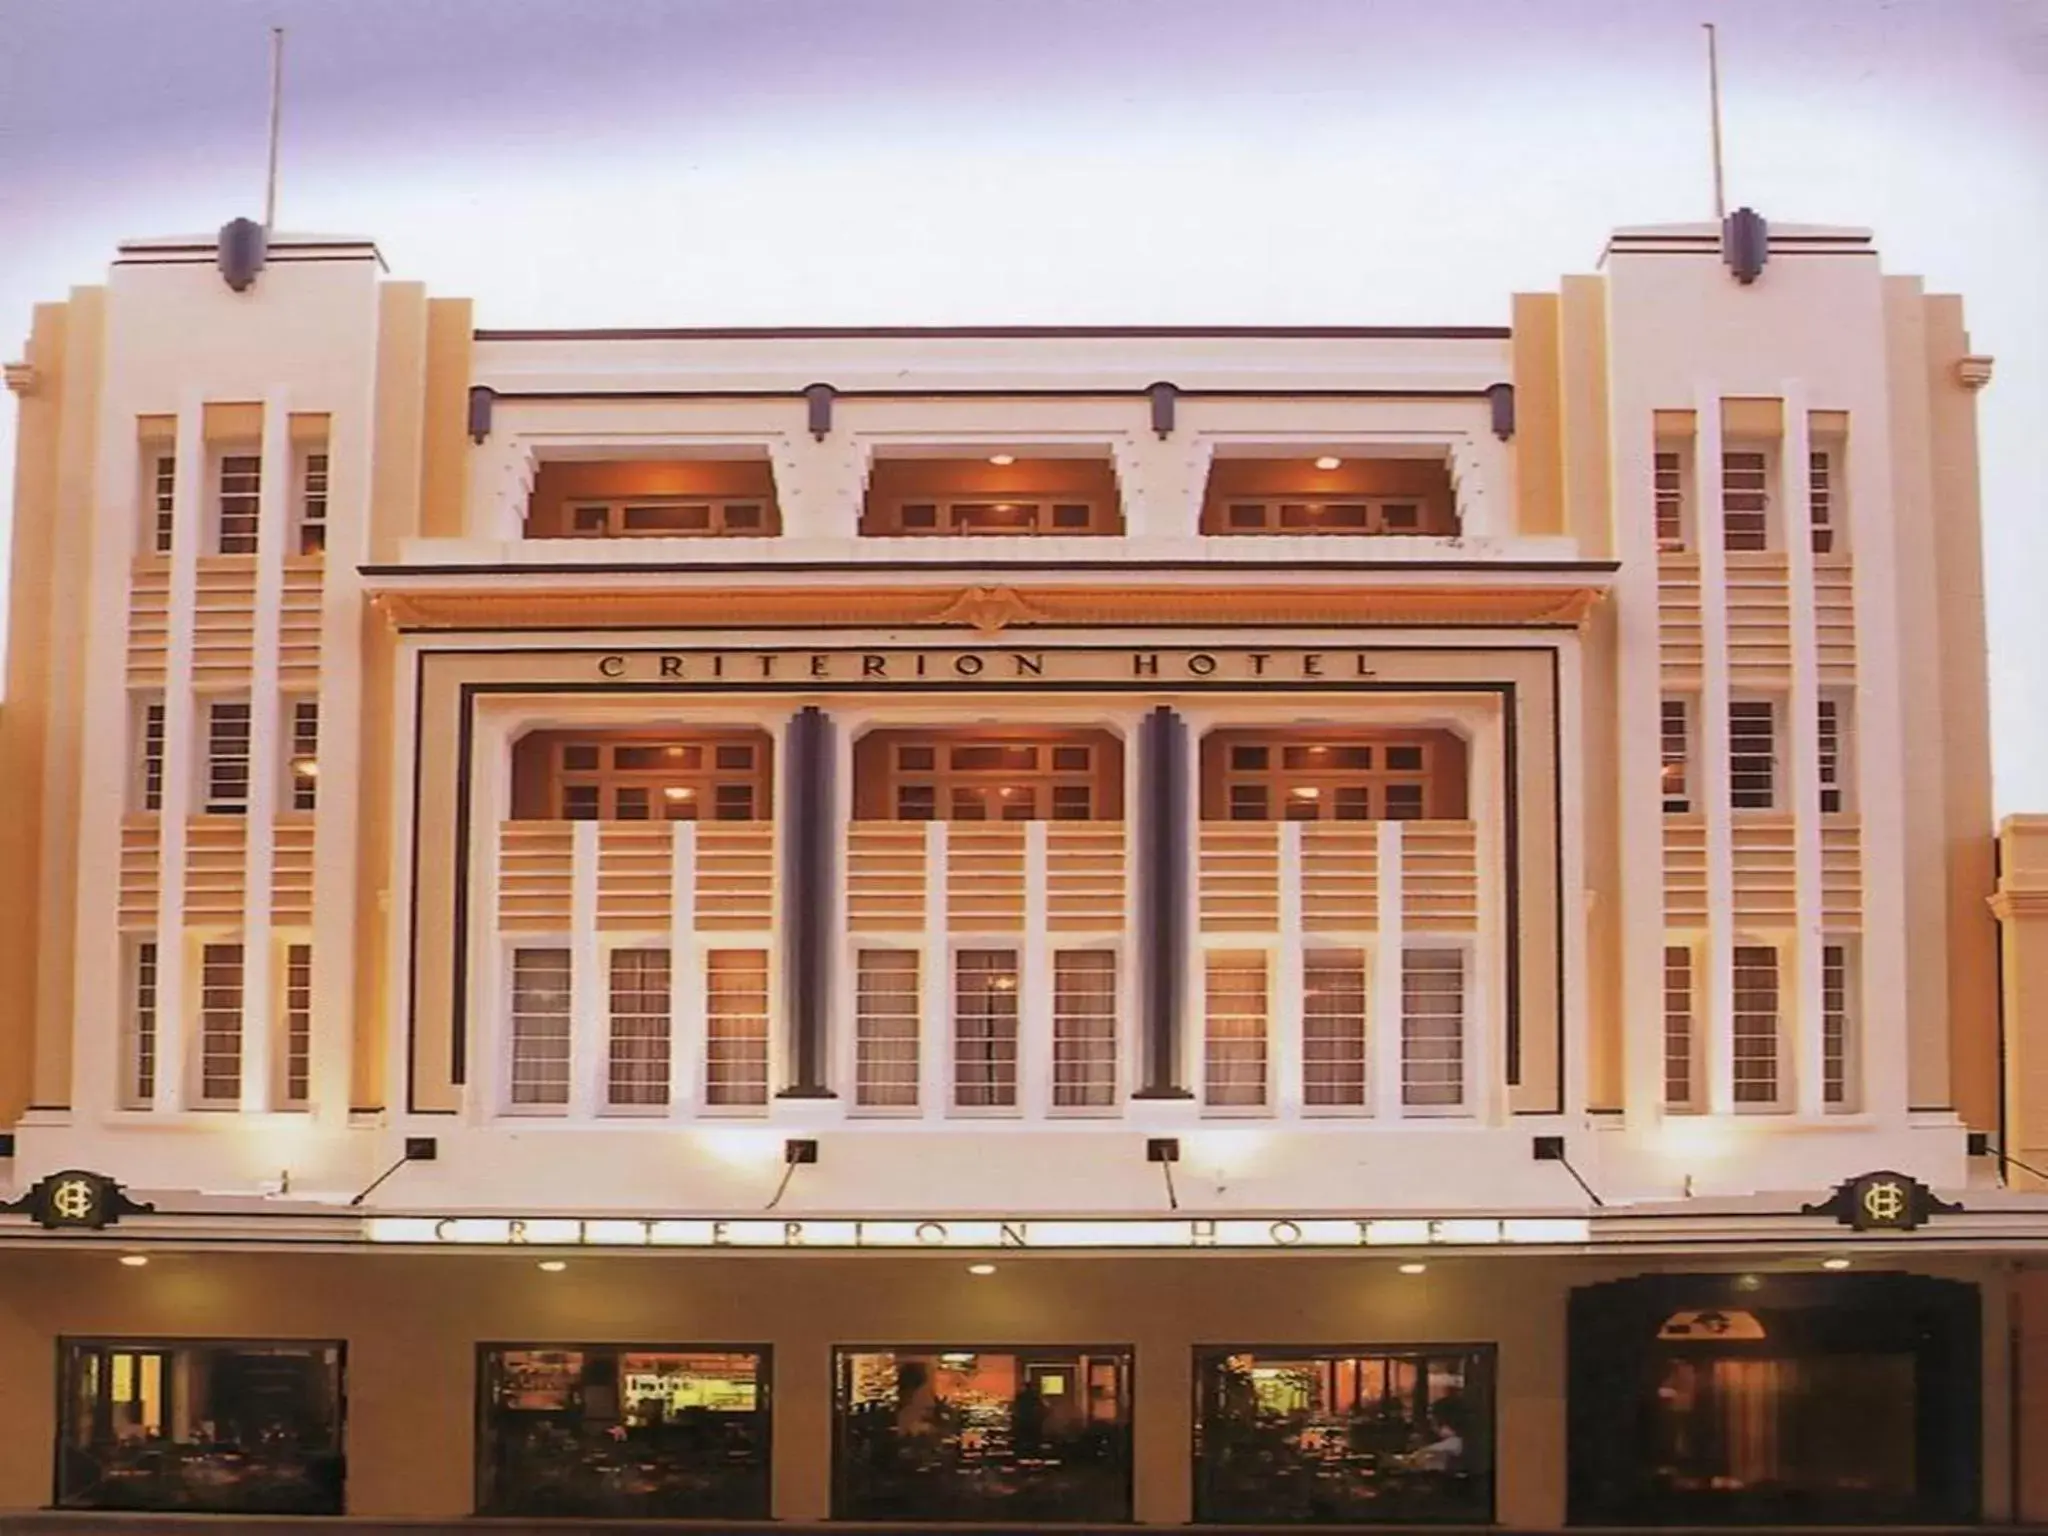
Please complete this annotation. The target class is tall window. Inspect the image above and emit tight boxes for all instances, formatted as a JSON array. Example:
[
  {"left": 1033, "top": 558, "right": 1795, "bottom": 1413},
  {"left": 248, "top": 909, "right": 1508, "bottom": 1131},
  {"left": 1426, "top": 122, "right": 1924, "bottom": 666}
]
[
  {"left": 128, "top": 940, "right": 158, "bottom": 1107},
  {"left": 1661, "top": 698, "right": 1691, "bottom": 813},
  {"left": 283, "top": 942, "right": 311, "bottom": 1107},
  {"left": 1401, "top": 948, "right": 1465, "bottom": 1109},
  {"left": 216, "top": 453, "right": 261, "bottom": 554},
  {"left": 289, "top": 700, "right": 319, "bottom": 811},
  {"left": 138, "top": 699, "right": 166, "bottom": 812},
  {"left": 1203, "top": 950, "right": 1268, "bottom": 1107},
  {"left": 855, "top": 950, "right": 920, "bottom": 1109},
  {"left": 1653, "top": 448, "right": 1686, "bottom": 550},
  {"left": 1809, "top": 448, "right": 1836, "bottom": 553},
  {"left": 1732, "top": 944, "right": 1781, "bottom": 1106},
  {"left": 1817, "top": 696, "right": 1846, "bottom": 813},
  {"left": 608, "top": 948, "right": 671, "bottom": 1108},
  {"left": 953, "top": 948, "right": 1020, "bottom": 1109},
  {"left": 1663, "top": 945, "right": 1695, "bottom": 1110},
  {"left": 1303, "top": 948, "right": 1368, "bottom": 1108},
  {"left": 705, "top": 949, "right": 770, "bottom": 1107},
  {"left": 1721, "top": 447, "right": 1770, "bottom": 551},
  {"left": 149, "top": 453, "right": 176, "bottom": 554},
  {"left": 198, "top": 942, "right": 244, "bottom": 1105},
  {"left": 509, "top": 947, "right": 572, "bottom": 1108},
  {"left": 206, "top": 700, "right": 253, "bottom": 813},
  {"left": 1729, "top": 699, "right": 1777, "bottom": 809},
  {"left": 297, "top": 451, "right": 328, "bottom": 554},
  {"left": 1052, "top": 949, "right": 1117, "bottom": 1109},
  {"left": 1823, "top": 941, "right": 1853, "bottom": 1108}
]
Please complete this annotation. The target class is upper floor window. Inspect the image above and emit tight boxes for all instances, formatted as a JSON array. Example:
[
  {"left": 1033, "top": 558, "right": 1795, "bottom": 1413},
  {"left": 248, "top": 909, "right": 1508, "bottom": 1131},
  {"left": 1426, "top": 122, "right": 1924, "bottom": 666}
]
[
  {"left": 126, "top": 939, "right": 159, "bottom": 1109},
  {"left": 1401, "top": 947, "right": 1466, "bottom": 1110},
  {"left": 953, "top": 948, "right": 1020, "bottom": 1110},
  {"left": 1661, "top": 698, "right": 1692, "bottom": 813},
  {"left": 1202, "top": 455, "right": 1457, "bottom": 537},
  {"left": 705, "top": 949, "right": 771, "bottom": 1108},
  {"left": 198, "top": 941, "right": 245, "bottom": 1105},
  {"left": 1823, "top": 939, "right": 1855, "bottom": 1109},
  {"left": 1663, "top": 943, "right": 1696, "bottom": 1111},
  {"left": 1052, "top": 949, "right": 1118, "bottom": 1109},
  {"left": 527, "top": 459, "right": 782, "bottom": 539},
  {"left": 1303, "top": 947, "right": 1368, "bottom": 1109},
  {"left": 289, "top": 701, "right": 320, "bottom": 811},
  {"left": 147, "top": 453, "right": 176, "bottom": 555},
  {"left": 1721, "top": 445, "right": 1772, "bottom": 552},
  {"left": 855, "top": 729, "right": 1122, "bottom": 822},
  {"left": 855, "top": 949, "right": 921, "bottom": 1111},
  {"left": 206, "top": 699, "right": 253, "bottom": 814},
  {"left": 1817, "top": 694, "right": 1848, "bottom": 813},
  {"left": 1201, "top": 729, "right": 1466, "bottom": 822},
  {"left": 509, "top": 946, "right": 572, "bottom": 1108},
  {"left": 1653, "top": 447, "right": 1689, "bottom": 551},
  {"left": 1732, "top": 943, "right": 1782, "bottom": 1106},
  {"left": 296, "top": 450, "right": 328, "bottom": 554},
  {"left": 283, "top": 943, "right": 312, "bottom": 1108},
  {"left": 861, "top": 455, "right": 1121, "bottom": 537},
  {"left": 215, "top": 452, "right": 261, "bottom": 554},
  {"left": 1808, "top": 448, "right": 1837, "bottom": 554},
  {"left": 1729, "top": 699, "right": 1777, "bottom": 809},
  {"left": 136, "top": 697, "right": 166, "bottom": 812},
  {"left": 511, "top": 730, "right": 772, "bottom": 822},
  {"left": 607, "top": 947, "right": 672, "bottom": 1110},
  {"left": 1203, "top": 949, "right": 1268, "bottom": 1109}
]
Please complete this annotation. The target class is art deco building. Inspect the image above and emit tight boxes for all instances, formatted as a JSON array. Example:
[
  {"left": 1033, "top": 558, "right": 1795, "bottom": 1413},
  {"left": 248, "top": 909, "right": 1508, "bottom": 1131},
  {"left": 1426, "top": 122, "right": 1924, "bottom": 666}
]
[{"left": 0, "top": 213, "right": 2044, "bottom": 1528}]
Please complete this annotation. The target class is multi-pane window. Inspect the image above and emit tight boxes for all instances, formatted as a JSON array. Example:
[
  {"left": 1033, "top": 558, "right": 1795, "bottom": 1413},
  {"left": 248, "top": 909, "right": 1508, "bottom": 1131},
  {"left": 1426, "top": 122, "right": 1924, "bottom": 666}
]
[
  {"left": 297, "top": 452, "right": 328, "bottom": 555},
  {"left": 139, "top": 699, "right": 166, "bottom": 811},
  {"left": 1401, "top": 949, "right": 1466, "bottom": 1108},
  {"left": 1721, "top": 448, "right": 1770, "bottom": 551},
  {"left": 1653, "top": 449, "right": 1686, "bottom": 550},
  {"left": 1663, "top": 945, "right": 1695, "bottom": 1110},
  {"left": 206, "top": 700, "right": 253, "bottom": 813},
  {"left": 1661, "top": 698, "right": 1691, "bottom": 813},
  {"left": 855, "top": 950, "right": 920, "bottom": 1109},
  {"left": 1219, "top": 496, "right": 1432, "bottom": 536},
  {"left": 1052, "top": 949, "right": 1118, "bottom": 1109},
  {"left": 567, "top": 498, "right": 770, "bottom": 538},
  {"left": 198, "top": 942, "right": 244, "bottom": 1105},
  {"left": 1216, "top": 736, "right": 1441, "bottom": 822},
  {"left": 550, "top": 737, "right": 764, "bottom": 821},
  {"left": 952, "top": 948, "right": 1020, "bottom": 1109},
  {"left": 607, "top": 948, "right": 671, "bottom": 1109},
  {"left": 509, "top": 947, "right": 572, "bottom": 1107},
  {"left": 1303, "top": 948, "right": 1368, "bottom": 1108},
  {"left": 1823, "top": 941, "right": 1852, "bottom": 1108},
  {"left": 1202, "top": 950, "right": 1268, "bottom": 1108},
  {"left": 289, "top": 701, "right": 319, "bottom": 812},
  {"left": 1729, "top": 700, "right": 1777, "bottom": 809},
  {"left": 1809, "top": 449, "right": 1836, "bottom": 554},
  {"left": 283, "top": 943, "right": 311, "bottom": 1107},
  {"left": 887, "top": 738, "right": 1098, "bottom": 822},
  {"left": 216, "top": 453, "right": 261, "bottom": 554},
  {"left": 885, "top": 497, "right": 1112, "bottom": 536},
  {"left": 129, "top": 940, "right": 158, "bottom": 1107},
  {"left": 1732, "top": 944, "right": 1781, "bottom": 1106},
  {"left": 705, "top": 949, "right": 770, "bottom": 1107},
  {"left": 1817, "top": 696, "right": 1846, "bottom": 813},
  {"left": 149, "top": 453, "right": 176, "bottom": 554}
]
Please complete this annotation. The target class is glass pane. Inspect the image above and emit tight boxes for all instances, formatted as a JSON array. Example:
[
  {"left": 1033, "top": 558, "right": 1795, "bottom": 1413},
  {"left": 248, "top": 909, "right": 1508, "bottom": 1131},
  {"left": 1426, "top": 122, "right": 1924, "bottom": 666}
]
[
  {"left": 1228, "top": 784, "right": 1269, "bottom": 821},
  {"left": 1196, "top": 1347, "right": 1493, "bottom": 1523},
  {"left": 1051, "top": 746, "right": 1091, "bottom": 771},
  {"left": 896, "top": 785, "right": 936, "bottom": 820},
  {"left": 613, "top": 787, "right": 651, "bottom": 820},
  {"left": 722, "top": 502, "right": 764, "bottom": 530},
  {"left": 622, "top": 503, "right": 712, "bottom": 532},
  {"left": 562, "top": 745, "right": 600, "bottom": 771},
  {"left": 1225, "top": 503, "right": 1267, "bottom": 530},
  {"left": 1386, "top": 744, "right": 1425, "bottom": 771},
  {"left": 1229, "top": 745, "right": 1270, "bottom": 771},
  {"left": 571, "top": 506, "right": 609, "bottom": 533},
  {"left": 714, "top": 744, "right": 755, "bottom": 770},
  {"left": 480, "top": 1345, "right": 769, "bottom": 1517},
  {"left": 835, "top": 1347, "right": 1132, "bottom": 1521},
  {"left": 712, "top": 785, "right": 755, "bottom": 821},
  {"left": 951, "top": 745, "right": 1037, "bottom": 771},
  {"left": 896, "top": 746, "right": 936, "bottom": 771}
]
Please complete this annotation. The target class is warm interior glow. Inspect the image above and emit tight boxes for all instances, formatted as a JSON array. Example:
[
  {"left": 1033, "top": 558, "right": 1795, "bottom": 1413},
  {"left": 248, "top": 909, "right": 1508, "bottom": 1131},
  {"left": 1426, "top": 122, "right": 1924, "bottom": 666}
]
[
  {"left": 292, "top": 758, "right": 318, "bottom": 779},
  {"left": 118, "top": 1254, "right": 149, "bottom": 1268},
  {"left": 1821, "top": 1256, "right": 1852, "bottom": 1270},
  {"left": 1397, "top": 1262, "right": 1429, "bottom": 1275},
  {"left": 967, "top": 1262, "right": 997, "bottom": 1276},
  {"left": 1314, "top": 455, "right": 1343, "bottom": 470},
  {"left": 987, "top": 453, "right": 1015, "bottom": 466}
]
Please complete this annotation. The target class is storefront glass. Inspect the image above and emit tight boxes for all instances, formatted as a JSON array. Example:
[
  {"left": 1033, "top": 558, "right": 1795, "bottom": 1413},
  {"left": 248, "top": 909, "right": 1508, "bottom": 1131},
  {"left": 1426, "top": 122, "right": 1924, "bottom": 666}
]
[
  {"left": 1193, "top": 1345, "right": 1495, "bottom": 1523},
  {"left": 56, "top": 1339, "right": 345, "bottom": 1513},
  {"left": 476, "top": 1344, "right": 770, "bottom": 1517},
  {"left": 833, "top": 1346, "right": 1134, "bottom": 1521},
  {"left": 1568, "top": 1272, "right": 1981, "bottom": 1525}
]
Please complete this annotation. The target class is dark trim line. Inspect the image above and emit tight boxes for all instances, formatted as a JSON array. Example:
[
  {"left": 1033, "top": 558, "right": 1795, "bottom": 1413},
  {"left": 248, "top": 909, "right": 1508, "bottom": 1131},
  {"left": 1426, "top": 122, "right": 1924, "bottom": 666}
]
[
  {"left": 448, "top": 688, "right": 479, "bottom": 1086},
  {"left": 362, "top": 559, "right": 1622, "bottom": 578},
  {"left": 479, "top": 386, "right": 1500, "bottom": 404},
  {"left": 404, "top": 653, "right": 428, "bottom": 1112},
  {"left": 476, "top": 324, "right": 1513, "bottom": 342},
  {"left": 401, "top": 621, "right": 1591, "bottom": 638}
]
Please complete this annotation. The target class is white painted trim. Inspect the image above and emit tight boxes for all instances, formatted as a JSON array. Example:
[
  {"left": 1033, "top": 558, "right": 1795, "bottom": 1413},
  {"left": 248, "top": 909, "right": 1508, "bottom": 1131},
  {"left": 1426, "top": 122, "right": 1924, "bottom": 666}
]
[
  {"left": 238, "top": 392, "right": 291, "bottom": 1114},
  {"left": 569, "top": 821, "right": 602, "bottom": 1118},
  {"left": 1694, "top": 386, "right": 1737, "bottom": 1117},
  {"left": 1782, "top": 386, "right": 1828, "bottom": 1120},
  {"left": 1372, "top": 819, "right": 1406, "bottom": 1119},
  {"left": 1274, "top": 821, "right": 1306, "bottom": 1118},
  {"left": 920, "top": 821, "right": 950, "bottom": 1116},
  {"left": 667, "top": 821, "right": 701, "bottom": 1117},
  {"left": 1020, "top": 822, "right": 1053, "bottom": 1118}
]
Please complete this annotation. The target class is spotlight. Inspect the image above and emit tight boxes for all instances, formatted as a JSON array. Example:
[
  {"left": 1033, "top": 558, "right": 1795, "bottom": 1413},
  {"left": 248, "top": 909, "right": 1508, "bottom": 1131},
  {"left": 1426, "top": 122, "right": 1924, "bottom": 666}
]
[
  {"left": 1821, "top": 1257, "right": 1851, "bottom": 1271},
  {"left": 967, "top": 1263, "right": 997, "bottom": 1277},
  {"left": 537, "top": 1259, "right": 567, "bottom": 1273},
  {"left": 988, "top": 453, "right": 1016, "bottom": 466},
  {"left": 1314, "top": 455, "right": 1342, "bottom": 471},
  {"left": 119, "top": 1254, "right": 149, "bottom": 1268},
  {"left": 1398, "top": 1262, "right": 1428, "bottom": 1276}
]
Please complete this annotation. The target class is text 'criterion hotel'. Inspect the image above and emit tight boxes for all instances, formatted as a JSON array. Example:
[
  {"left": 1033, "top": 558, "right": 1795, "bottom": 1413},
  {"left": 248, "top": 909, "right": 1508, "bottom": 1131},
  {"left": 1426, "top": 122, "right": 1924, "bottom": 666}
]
[{"left": 2, "top": 210, "right": 2047, "bottom": 1529}]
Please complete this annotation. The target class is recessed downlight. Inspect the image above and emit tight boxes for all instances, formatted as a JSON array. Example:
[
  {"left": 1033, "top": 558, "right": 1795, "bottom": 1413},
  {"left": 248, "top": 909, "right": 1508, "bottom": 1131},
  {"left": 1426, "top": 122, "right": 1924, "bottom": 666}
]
[
  {"left": 967, "top": 1262, "right": 997, "bottom": 1276},
  {"left": 1821, "top": 1256, "right": 1852, "bottom": 1271},
  {"left": 1397, "top": 1262, "right": 1428, "bottom": 1276},
  {"left": 537, "top": 1259, "right": 568, "bottom": 1273},
  {"left": 1314, "top": 455, "right": 1343, "bottom": 471},
  {"left": 118, "top": 1254, "right": 149, "bottom": 1268},
  {"left": 988, "top": 453, "right": 1016, "bottom": 466}
]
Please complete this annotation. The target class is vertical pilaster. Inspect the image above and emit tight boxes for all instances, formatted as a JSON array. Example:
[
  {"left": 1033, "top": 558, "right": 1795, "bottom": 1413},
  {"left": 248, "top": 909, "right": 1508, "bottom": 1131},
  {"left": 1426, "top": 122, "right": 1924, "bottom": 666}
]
[
  {"left": 1696, "top": 387, "right": 1737, "bottom": 1116},
  {"left": 668, "top": 822, "right": 701, "bottom": 1115},
  {"left": 1373, "top": 820, "right": 1406, "bottom": 1120},
  {"left": 920, "top": 822, "right": 950, "bottom": 1115},
  {"left": 149, "top": 396, "right": 206, "bottom": 1113},
  {"left": 779, "top": 706, "right": 835, "bottom": 1097},
  {"left": 1134, "top": 706, "right": 1193, "bottom": 1098},
  {"left": 1783, "top": 388, "right": 1828, "bottom": 1118},
  {"left": 1274, "top": 822, "right": 1305, "bottom": 1118},
  {"left": 1021, "top": 823, "right": 1053, "bottom": 1117},
  {"left": 239, "top": 393, "right": 289, "bottom": 1114},
  {"left": 569, "top": 822, "right": 602, "bottom": 1118}
]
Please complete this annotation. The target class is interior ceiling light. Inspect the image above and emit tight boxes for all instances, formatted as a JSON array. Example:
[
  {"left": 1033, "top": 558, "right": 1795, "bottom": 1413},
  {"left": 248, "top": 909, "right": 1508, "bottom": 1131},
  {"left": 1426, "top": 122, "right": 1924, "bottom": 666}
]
[
  {"left": 119, "top": 1254, "right": 149, "bottom": 1268},
  {"left": 1398, "top": 1262, "right": 1428, "bottom": 1275},
  {"left": 1314, "top": 455, "right": 1343, "bottom": 470},
  {"left": 967, "top": 1262, "right": 997, "bottom": 1276},
  {"left": 988, "top": 453, "right": 1016, "bottom": 466},
  {"left": 537, "top": 1259, "right": 568, "bottom": 1273}
]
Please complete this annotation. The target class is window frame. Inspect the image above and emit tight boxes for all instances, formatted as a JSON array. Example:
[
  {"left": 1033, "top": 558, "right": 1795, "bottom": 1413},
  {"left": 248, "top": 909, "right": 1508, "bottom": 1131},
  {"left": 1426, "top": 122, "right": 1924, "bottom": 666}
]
[
  {"left": 195, "top": 940, "right": 245, "bottom": 1108},
  {"left": 1660, "top": 696, "right": 1692, "bottom": 814},
  {"left": 1663, "top": 942, "right": 1698, "bottom": 1112},
  {"left": 1213, "top": 494, "right": 1441, "bottom": 538},
  {"left": 703, "top": 947, "right": 772, "bottom": 1112},
  {"left": 212, "top": 448, "right": 262, "bottom": 556},
  {"left": 505, "top": 943, "right": 574, "bottom": 1113},
  {"left": 563, "top": 496, "right": 775, "bottom": 539},
  {"left": 950, "top": 944, "right": 1023, "bottom": 1114},
  {"left": 1201, "top": 946, "right": 1271, "bottom": 1112},
  {"left": 296, "top": 447, "right": 329, "bottom": 556},
  {"left": 540, "top": 733, "right": 771, "bottom": 823},
  {"left": 1652, "top": 442, "right": 1692, "bottom": 552},
  {"left": 279, "top": 940, "right": 312, "bottom": 1109},
  {"left": 145, "top": 451, "right": 176, "bottom": 556},
  {"left": 874, "top": 494, "right": 1117, "bottom": 538},
  {"left": 1719, "top": 441, "right": 1776, "bottom": 552},
  {"left": 853, "top": 947, "right": 922, "bottom": 1114},
  {"left": 1731, "top": 940, "right": 1784, "bottom": 1110},
  {"left": 1822, "top": 937, "right": 1857, "bottom": 1111},
  {"left": 1301, "top": 945, "right": 1370, "bottom": 1113},
  {"left": 605, "top": 944, "right": 673, "bottom": 1114},
  {"left": 1399, "top": 944, "right": 1470, "bottom": 1114},
  {"left": 1728, "top": 696, "right": 1779, "bottom": 812},
  {"left": 203, "top": 698, "right": 254, "bottom": 815},
  {"left": 1050, "top": 945, "right": 1120, "bottom": 1114}
]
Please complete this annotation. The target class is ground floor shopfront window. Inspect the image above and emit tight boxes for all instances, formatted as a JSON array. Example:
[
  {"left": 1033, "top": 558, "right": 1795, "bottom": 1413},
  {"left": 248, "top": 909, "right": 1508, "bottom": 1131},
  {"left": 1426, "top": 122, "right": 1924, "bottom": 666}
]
[
  {"left": 1568, "top": 1272, "right": 1981, "bottom": 1525},
  {"left": 834, "top": 1346, "right": 1133, "bottom": 1521},
  {"left": 477, "top": 1344, "right": 770, "bottom": 1517},
  {"left": 1193, "top": 1345, "right": 1494, "bottom": 1522},
  {"left": 56, "top": 1339, "right": 344, "bottom": 1514}
]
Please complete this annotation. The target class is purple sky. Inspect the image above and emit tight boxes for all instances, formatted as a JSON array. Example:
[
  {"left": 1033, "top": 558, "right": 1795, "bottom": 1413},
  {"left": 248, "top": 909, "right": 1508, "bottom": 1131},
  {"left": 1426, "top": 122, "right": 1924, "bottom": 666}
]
[{"left": 3, "top": 0, "right": 2044, "bottom": 805}]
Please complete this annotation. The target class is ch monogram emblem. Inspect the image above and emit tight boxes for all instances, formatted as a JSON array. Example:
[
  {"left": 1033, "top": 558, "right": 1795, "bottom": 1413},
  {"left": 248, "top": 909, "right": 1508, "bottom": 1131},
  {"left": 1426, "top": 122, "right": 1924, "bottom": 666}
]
[
  {"left": 1803, "top": 1169, "right": 1961, "bottom": 1232},
  {"left": 48, "top": 1178, "right": 98, "bottom": 1223},
  {"left": 1860, "top": 1180, "right": 1908, "bottom": 1226},
  {"left": 1, "top": 1169, "right": 155, "bottom": 1230}
]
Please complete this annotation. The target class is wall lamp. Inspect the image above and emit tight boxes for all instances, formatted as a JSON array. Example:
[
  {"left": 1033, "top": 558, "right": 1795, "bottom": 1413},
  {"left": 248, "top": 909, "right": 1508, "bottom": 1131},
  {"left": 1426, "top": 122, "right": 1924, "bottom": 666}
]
[
  {"left": 766, "top": 1138, "right": 819, "bottom": 1211},
  {"left": 1147, "top": 1137, "right": 1181, "bottom": 1210},
  {"left": 349, "top": 1136, "right": 438, "bottom": 1207}
]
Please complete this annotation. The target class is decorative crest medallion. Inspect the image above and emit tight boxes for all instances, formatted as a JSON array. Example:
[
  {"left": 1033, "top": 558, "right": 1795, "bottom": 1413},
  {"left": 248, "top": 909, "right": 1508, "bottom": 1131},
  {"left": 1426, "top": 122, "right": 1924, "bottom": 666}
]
[
  {"left": 0, "top": 1170, "right": 156, "bottom": 1231},
  {"left": 1800, "top": 1170, "right": 1960, "bottom": 1232}
]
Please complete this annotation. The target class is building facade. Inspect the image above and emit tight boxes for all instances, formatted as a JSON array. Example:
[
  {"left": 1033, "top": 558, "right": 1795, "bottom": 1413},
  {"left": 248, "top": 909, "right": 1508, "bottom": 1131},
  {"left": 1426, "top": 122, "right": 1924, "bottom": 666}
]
[{"left": 0, "top": 216, "right": 2045, "bottom": 1527}]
